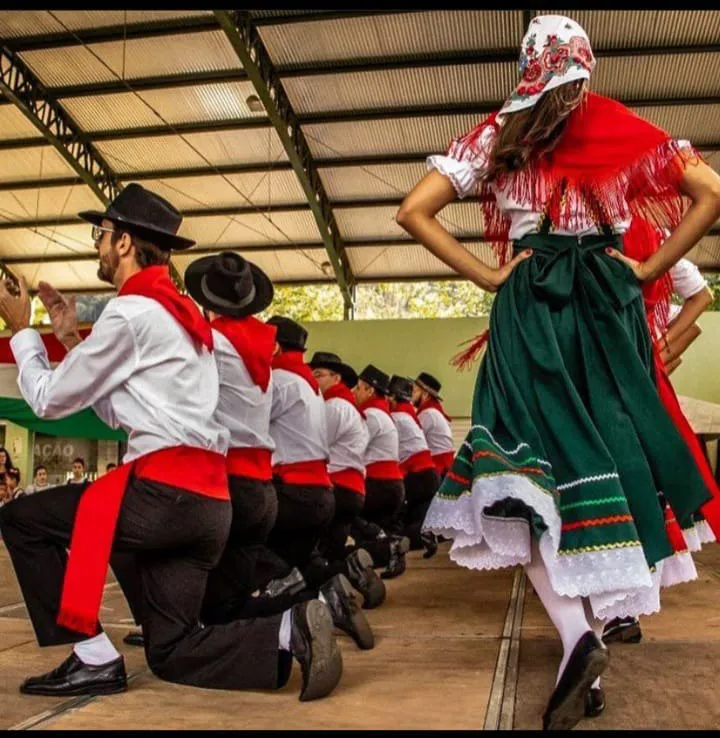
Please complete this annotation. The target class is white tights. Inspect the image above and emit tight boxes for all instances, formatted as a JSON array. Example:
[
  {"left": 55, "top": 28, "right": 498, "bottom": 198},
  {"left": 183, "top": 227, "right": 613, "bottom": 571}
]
[{"left": 524, "top": 538, "right": 604, "bottom": 686}]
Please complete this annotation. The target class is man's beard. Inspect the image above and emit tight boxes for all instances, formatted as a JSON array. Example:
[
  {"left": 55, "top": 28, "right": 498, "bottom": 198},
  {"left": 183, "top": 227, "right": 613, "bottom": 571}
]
[{"left": 97, "top": 253, "right": 116, "bottom": 285}]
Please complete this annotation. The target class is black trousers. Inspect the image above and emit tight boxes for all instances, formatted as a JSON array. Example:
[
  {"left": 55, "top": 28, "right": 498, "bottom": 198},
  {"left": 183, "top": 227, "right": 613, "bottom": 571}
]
[
  {"left": 348, "top": 478, "right": 406, "bottom": 567},
  {"left": 201, "top": 475, "right": 280, "bottom": 625},
  {"left": 0, "top": 479, "right": 283, "bottom": 691},
  {"left": 320, "top": 484, "right": 365, "bottom": 563},
  {"left": 402, "top": 468, "right": 440, "bottom": 549}
]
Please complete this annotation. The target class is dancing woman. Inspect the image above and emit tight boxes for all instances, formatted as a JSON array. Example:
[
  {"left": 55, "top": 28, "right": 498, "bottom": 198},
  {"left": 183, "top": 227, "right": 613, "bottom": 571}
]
[{"left": 397, "top": 14, "right": 720, "bottom": 730}]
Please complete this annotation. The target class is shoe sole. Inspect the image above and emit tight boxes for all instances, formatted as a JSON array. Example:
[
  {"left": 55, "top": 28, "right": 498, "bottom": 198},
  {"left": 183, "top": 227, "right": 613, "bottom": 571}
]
[
  {"left": 603, "top": 624, "right": 642, "bottom": 644},
  {"left": 544, "top": 647, "right": 609, "bottom": 731},
  {"left": 348, "top": 549, "right": 386, "bottom": 610},
  {"left": 298, "top": 601, "right": 343, "bottom": 702},
  {"left": 334, "top": 574, "right": 374, "bottom": 650},
  {"left": 20, "top": 681, "right": 128, "bottom": 697}
]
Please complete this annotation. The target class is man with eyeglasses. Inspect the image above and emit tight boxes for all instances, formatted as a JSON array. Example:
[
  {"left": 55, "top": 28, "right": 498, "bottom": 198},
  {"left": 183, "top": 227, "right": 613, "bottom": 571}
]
[{"left": 0, "top": 184, "right": 342, "bottom": 702}]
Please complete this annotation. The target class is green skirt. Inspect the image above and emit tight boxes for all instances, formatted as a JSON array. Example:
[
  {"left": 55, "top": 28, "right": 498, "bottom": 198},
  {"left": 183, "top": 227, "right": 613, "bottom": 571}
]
[{"left": 423, "top": 233, "right": 712, "bottom": 619}]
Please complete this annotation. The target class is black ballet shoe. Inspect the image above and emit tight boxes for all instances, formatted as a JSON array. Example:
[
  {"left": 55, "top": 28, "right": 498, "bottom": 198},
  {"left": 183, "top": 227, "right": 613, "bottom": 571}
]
[
  {"left": 421, "top": 532, "right": 438, "bottom": 559},
  {"left": 542, "top": 631, "right": 609, "bottom": 731},
  {"left": 602, "top": 616, "right": 642, "bottom": 644},
  {"left": 584, "top": 687, "right": 606, "bottom": 718}
]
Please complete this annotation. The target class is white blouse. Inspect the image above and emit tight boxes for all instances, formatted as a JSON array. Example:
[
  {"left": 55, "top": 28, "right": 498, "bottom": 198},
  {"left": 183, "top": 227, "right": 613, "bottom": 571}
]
[
  {"left": 666, "top": 258, "right": 709, "bottom": 326},
  {"left": 427, "top": 124, "right": 691, "bottom": 239}
]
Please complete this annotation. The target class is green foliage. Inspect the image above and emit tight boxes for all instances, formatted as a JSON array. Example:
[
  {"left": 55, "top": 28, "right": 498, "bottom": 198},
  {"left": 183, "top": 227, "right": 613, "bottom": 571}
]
[{"left": 706, "top": 275, "right": 720, "bottom": 311}]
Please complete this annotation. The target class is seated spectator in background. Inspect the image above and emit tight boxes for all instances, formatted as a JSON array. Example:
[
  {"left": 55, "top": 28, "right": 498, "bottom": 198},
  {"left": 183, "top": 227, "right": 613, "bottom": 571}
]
[
  {"left": 105, "top": 463, "right": 117, "bottom": 474},
  {"left": 68, "top": 457, "right": 88, "bottom": 485},
  {"left": 23, "top": 465, "right": 51, "bottom": 496},
  {"left": 0, "top": 477, "right": 10, "bottom": 507},
  {"left": 6, "top": 469, "right": 22, "bottom": 499},
  {"left": 0, "top": 446, "right": 15, "bottom": 476}
]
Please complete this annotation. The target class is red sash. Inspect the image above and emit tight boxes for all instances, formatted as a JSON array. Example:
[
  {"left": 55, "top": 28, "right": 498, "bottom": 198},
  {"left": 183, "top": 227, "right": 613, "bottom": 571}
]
[
  {"left": 227, "top": 447, "right": 273, "bottom": 482},
  {"left": 330, "top": 468, "right": 365, "bottom": 496},
  {"left": 272, "top": 351, "right": 319, "bottom": 393},
  {"left": 433, "top": 451, "right": 456, "bottom": 475},
  {"left": 401, "top": 449, "right": 436, "bottom": 476},
  {"left": 57, "top": 446, "right": 228, "bottom": 636},
  {"left": 366, "top": 460, "right": 403, "bottom": 481},
  {"left": 274, "top": 460, "right": 331, "bottom": 487}
]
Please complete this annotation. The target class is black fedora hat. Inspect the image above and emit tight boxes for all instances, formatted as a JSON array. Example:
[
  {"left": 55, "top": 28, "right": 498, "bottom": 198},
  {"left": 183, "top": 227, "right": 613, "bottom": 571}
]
[
  {"left": 358, "top": 364, "right": 390, "bottom": 396},
  {"left": 414, "top": 372, "right": 443, "bottom": 400},
  {"left": 266, "top": 316, "right": 308, "bottom": 352},
  {"left": 389, "top": 375, "right": 414, "bottom": 402},
  {"left": 185, "top": 252, "right": 274, "bottom": 319},
  {"left": 308, "top": 351, "right": 358, "bottom": 388},
  {"left": 78, "top": 183, "right": 195, "bottom": 251}
]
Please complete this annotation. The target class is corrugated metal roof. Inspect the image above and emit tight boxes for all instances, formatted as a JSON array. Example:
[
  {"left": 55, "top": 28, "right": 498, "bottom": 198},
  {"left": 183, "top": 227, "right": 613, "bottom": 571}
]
[
  {"left": 0, "top": 11, "right": 212, "bottom": 39},
  {"left": 0, "top": 9, "right": 718, "bottom": 288},
  {"left": 136, "top": 172, "right": 307, "bottom": 211},
  {"left": 0, "top": 147, "right": 75, "bottom": 182},
  {"left": 96, "top": 128, "right": 289, "bottom": 174},
  {"left": 537, "top": 10, "right": 720, "bottom": 48},
  {"left": 20, "top": 30, "right": 240, "bottom": 88},
  {"left": 60, "top": 82, "right": 265, "bottom": 133},
  {"left": 304, "top": 114, "right": 481, "bottom": 159},
  {"left": 260, "top": 11, "right": 523, "bottom": 67},
  {"left": 285, "top": 63, "right": 515, "bottom": 115},
  {"left": 687, "top": 236, "right": 720, "bottom": 270},
  {"left": 11, "top": 258, "right": 106, "bottom": 291}
]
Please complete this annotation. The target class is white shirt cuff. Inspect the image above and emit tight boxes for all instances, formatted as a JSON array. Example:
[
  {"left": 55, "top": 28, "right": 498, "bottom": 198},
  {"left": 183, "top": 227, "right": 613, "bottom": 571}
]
[
  {"left": 426, "top": 155, "right": 478, "bottom": 199},
  {"left": 9, "top": 328, "right": 47, "bottom": 367}
]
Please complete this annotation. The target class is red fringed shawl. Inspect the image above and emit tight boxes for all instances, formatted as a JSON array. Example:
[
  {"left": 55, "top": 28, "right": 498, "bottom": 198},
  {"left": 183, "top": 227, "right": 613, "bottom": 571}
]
[{"left": 449, "top": 92, "right": 701, "bottom": 371}]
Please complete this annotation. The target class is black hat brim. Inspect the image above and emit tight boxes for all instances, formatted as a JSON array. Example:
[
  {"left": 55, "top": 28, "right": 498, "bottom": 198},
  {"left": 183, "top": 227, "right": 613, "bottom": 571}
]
[
  {"left": 78, "top": 210, "right": 196, "bottom": 251},
  {"left": 309, "top": 358, "right": 358, "bottom": 388},
  {"left": 413, "top": 377, "right": 443, "bottom": 401},
  {"left": 184, "top": 255, "right": 274, "bottom": 318}
]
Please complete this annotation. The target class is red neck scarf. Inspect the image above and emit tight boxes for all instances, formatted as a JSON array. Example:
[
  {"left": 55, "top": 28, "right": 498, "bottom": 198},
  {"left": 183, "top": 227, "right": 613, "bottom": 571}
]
[
  {"left": 272, "top": 350, "right": 319, "bottom": 393},
  {"left": 418, "top": 396, "right": 452, "bottom": 422},
  {"left": 449, "top": 92, "right": 699, "bottom": 370},
  {"left": 392, "top": 401, "right": 422, "bottom": 427},
  {"left": 324, "top": 381, "right": 365, "bottom": 418},
  {"left": 120, "top": 266, "right": 213, "bottom": 351},
  {"left": 211, "top": 316, "right": 276, "bottom": 393},
  {"left": 360, "top": 395, "right": 391, "bottom": 416}
]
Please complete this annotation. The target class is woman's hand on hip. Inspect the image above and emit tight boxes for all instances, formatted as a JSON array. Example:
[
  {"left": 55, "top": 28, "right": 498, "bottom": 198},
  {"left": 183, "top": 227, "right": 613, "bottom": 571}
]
[
  {"left": 485, "top": 249, "right": 534, "bottom": 293},
  {"left": 605, "top": 247, "right": 652, "bottom": 281}
]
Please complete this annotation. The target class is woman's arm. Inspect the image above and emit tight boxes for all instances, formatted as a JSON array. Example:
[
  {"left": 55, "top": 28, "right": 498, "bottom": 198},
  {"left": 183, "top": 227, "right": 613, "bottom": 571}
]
[
  {"left": 396, "top": 170, "right": 532, "bottom": 293},
  {"left": 609, "top": 159, "right": 720, "bottom": 280},
  {"left": 660, "top": 322, "right": 703, "bottom": 367},
  {"left": 664, "top": 286, "right": 713, "bottom": 346}
]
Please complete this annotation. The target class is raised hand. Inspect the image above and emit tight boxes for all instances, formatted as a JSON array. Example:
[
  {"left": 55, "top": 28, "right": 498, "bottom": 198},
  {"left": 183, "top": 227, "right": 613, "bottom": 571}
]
[
  {"left": 0, "top": 276, "right": 31, "bottom": 334},
  {"left": 37, "top": 281, "right": 82, "bottom": 350}
]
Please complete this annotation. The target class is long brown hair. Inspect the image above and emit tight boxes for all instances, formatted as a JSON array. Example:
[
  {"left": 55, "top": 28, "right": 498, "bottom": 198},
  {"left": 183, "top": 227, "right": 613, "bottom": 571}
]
[{"left": 487, "top": 80, "right": 588, "bottom": 181}]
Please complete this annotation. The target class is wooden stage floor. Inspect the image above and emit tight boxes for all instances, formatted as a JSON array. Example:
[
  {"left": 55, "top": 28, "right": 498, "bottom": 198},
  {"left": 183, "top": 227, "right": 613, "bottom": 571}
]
[{"left": 1, "top": 541, "right": 719, "bottom": 730}]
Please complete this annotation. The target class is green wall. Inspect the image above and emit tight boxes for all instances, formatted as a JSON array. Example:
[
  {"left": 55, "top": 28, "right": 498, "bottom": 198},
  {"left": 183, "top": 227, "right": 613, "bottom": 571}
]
[{"left": 304, "top": 313, "right": 720, "bottom": 417}]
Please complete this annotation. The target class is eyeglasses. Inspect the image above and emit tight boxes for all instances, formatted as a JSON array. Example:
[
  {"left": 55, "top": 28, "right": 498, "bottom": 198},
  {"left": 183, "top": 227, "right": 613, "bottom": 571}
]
[{"left": 91, "top": 224, "right": 116, "bottom": 243}]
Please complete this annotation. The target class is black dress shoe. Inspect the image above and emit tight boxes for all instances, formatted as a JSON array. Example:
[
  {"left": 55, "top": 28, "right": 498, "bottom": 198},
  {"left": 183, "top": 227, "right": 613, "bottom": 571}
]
[
  {"left": 602, "top": 616, "right": 642, "bottom": 644},
  {"left": 542, "top": 631, "right": 609, "bottom": 731},
  {"left": 421, "top": 532, "right": 438, "bottom": 560},
  {"left": 346, "top": 548, "right": 386, "bottom": 609},
  {"left": 320, "top": 573, "right": 374, "bottom": 650},
  {"left": 584, "top": 686, "right": 606, "bottom": 718},
  {"left": 123, "top": 630, "right": 144, "bottom": 647},
  {"left": 290, "top": 599, "right": 343, "bottom": 702},
  {"left": 381, "top": 535, "right": 410, "bottom": 580},
  {"left": 261, "top": 567, "right": 307, "bottom": 599},
  {"left": 20, "top": 652, "right": 127, "bottom": 697}
]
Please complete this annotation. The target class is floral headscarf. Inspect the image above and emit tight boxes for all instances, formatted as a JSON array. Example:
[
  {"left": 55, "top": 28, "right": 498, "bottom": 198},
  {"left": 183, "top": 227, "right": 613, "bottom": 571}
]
[{"left": 500, "top": 14, "right": 595, "bottom": 115}]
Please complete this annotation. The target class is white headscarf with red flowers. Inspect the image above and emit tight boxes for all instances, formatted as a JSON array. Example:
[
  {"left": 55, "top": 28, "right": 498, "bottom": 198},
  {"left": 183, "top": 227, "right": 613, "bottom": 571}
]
[{"left": 500, "top": 14, "right": 595, "bottom": 116}]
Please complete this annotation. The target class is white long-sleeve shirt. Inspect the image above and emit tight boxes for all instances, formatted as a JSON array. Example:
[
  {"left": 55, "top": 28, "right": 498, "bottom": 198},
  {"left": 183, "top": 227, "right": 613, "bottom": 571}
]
[
  {"left": 666, "top": 258, "right": 709, "bottom": 326},
  {"left": 269, "top": 369, "right": 328, "bottom": 466},
  {"left": 212, "top": 329, "right": 274, "bottom": 452},
  {"left": 391, "top": 411, "right": 431, "bottom": 464},
  {"left": 326, "top": 397, "right": 369, "bottom": 475},
  {"left": 418, "top": 407, "right": 454, "bottom": 457},
  {"left": 10, "top": 295, "right": 229, "bottom": 463},
  {"left": 364, "top": 407, "right": 400, "bottom": 465}
]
